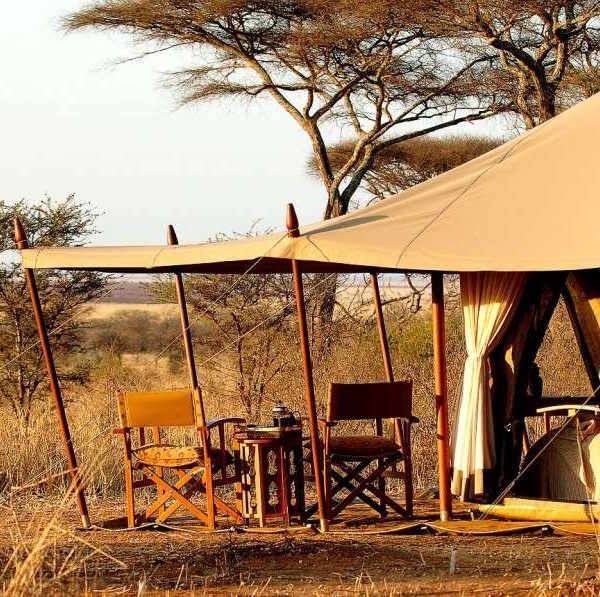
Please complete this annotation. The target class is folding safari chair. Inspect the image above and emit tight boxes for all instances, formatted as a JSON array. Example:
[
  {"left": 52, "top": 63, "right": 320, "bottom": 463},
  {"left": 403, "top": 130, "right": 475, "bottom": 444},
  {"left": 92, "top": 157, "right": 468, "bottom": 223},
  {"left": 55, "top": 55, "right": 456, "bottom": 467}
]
[
  {"left": 114, "top": 388, "right": 245, "bottom": 528},
  {"left": 321, "top": 381, "right": 416, "bottom": 520}
]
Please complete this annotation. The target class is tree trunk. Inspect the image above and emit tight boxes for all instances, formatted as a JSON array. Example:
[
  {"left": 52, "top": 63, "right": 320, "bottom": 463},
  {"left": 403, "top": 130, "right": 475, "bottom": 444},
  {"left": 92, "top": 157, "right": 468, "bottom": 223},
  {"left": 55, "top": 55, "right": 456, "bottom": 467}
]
[{"left": 537, "top": 83, "right": 556, "bottom": 124}]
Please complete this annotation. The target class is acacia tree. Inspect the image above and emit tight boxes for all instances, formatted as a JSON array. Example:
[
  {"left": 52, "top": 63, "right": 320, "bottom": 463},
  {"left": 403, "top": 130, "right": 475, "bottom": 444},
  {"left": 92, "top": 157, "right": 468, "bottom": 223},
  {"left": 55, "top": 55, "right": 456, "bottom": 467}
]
[
  {"left": 186, "top": 272, "right": 296, "bottom": 419},
  {"left": 310, "top": 134, "right": 502, "bottom": 202},
  {"left": 429, "top": 1, "right": 600, "bottom": 128},
  {"left": 0, "top": 196, "right": 106, "bottom": 427},
  {"left": 65, "top": 0, "right": 498, "bottom": 221},
  {"left": 150, "top": 239, "right": 296, "bottom": 419}
]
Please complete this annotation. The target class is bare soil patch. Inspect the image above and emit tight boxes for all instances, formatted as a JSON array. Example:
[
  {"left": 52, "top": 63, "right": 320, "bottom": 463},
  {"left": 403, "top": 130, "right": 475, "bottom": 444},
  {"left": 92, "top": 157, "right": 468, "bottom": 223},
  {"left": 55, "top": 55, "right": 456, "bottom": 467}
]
[{"left": 2, "top": 499, "right": 600, "bottom": 595}]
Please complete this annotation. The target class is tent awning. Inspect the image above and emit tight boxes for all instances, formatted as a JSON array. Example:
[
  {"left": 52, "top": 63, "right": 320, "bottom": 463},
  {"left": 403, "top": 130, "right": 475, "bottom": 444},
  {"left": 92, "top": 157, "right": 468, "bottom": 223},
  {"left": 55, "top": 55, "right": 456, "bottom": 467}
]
[{"left": 20, "top": 91, "right": 600, "bottom": 274}]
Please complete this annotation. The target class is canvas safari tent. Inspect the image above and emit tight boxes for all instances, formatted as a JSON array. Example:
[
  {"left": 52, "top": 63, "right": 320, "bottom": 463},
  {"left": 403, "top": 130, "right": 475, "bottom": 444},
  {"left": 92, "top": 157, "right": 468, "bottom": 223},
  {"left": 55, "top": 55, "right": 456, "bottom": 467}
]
[{"left": 16, "top": 90, "right": 600, "bottom": 530}]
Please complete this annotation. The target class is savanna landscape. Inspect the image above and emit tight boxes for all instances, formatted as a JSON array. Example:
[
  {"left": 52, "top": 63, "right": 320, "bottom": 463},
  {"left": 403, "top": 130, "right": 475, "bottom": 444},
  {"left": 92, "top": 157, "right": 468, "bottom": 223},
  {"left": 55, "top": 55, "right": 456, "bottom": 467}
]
[
  {"left": 5, "top": 1, "right": 600, "bottom": 595},
  {"left": 0, "top": 273, "right": 596, "bottom": 595}
]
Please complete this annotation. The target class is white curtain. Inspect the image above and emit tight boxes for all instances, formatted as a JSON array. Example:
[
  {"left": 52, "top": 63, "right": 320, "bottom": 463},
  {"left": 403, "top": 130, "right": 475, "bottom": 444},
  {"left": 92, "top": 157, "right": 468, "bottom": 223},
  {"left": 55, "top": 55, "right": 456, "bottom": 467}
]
[{"left": 451, "top": 272, "right": 527, "bottom": 500}]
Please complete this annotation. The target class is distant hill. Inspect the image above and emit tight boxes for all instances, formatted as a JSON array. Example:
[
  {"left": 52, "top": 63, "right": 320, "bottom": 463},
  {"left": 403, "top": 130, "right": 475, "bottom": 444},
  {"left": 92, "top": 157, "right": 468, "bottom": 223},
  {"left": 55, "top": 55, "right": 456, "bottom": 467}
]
[
  {"left": 96, "top": 275, "right": 431, "bottom": 305},
  {"left": 100, "top": 281, "right": 157, "bottom": 304}
]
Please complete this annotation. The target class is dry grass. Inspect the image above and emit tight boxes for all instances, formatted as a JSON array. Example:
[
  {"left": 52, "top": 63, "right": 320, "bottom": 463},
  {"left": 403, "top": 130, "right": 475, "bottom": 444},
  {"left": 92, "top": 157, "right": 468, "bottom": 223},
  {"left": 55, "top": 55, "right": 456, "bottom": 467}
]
[
  {"left": 1, "top": 498, "right": 600, "bottom": 594},
  {"left": 0, "top": 292, "right": 588, "bottom": 499},
  {"left": 0, "top": 290, "right": 595, "bottom": 593},
  {"left": 84, "top": 302, "right": 178, "bottom": 320}
]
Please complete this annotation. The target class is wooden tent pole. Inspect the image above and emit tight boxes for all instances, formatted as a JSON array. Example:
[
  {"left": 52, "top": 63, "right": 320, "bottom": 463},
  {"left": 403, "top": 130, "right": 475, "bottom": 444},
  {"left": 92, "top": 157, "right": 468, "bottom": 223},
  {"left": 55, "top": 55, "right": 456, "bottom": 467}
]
[
  {"left": 14, "top": 218, "right": 90, "bottom": 528},
  {"left": 286, "top": 204, "right": 329, "bottom": 532},
  {"left": 431, "top": 272, "right": 452, "bottom": 521},
  {"left": 167, "top": 225, "right": 199, "bottom": 390},
  {"left": 370, "top": 273, "right": 394, "bottom": 382},
  {"left": 370, "top": 272, "right": 396, "bottom": 514},
  {"left": 371, "top": 273, "right": 397, "bottom": 438}
]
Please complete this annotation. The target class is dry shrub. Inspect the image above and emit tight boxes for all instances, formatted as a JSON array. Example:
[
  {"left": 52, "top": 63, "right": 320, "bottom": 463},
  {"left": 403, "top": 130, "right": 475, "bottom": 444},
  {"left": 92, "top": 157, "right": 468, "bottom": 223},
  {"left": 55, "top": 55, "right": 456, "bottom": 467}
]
[
  {"left": 2, "top": 478, "right": 127, "bottom": 595},
  {"left": 0, "top": 282, "right": 591, "bottom": 506}
]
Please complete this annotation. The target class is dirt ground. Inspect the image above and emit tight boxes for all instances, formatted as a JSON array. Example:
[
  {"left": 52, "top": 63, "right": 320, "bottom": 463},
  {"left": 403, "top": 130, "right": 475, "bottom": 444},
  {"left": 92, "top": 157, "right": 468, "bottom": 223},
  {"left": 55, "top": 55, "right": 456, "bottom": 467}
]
[{"left": 3, "top": 498, "right": 600, "bottom": 595}]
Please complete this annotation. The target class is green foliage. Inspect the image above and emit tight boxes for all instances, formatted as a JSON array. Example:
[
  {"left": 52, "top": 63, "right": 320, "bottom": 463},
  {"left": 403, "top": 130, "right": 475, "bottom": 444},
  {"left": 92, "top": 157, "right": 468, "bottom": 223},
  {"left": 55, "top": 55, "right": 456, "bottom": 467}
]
[{"left": 0, "top": 195, "right": 106, "bottom": 426}]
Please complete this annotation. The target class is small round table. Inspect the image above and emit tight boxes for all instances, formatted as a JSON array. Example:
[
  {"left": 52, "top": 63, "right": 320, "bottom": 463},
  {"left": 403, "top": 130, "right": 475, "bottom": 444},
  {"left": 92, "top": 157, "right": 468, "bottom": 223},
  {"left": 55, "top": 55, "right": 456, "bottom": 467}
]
[{"left": 234, "top": 426, "right": 305, "bottom": 527}]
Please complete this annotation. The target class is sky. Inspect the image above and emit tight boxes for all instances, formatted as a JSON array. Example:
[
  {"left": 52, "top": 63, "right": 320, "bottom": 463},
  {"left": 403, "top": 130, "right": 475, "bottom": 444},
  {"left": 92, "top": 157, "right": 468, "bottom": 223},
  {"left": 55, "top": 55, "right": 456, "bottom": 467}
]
[
  {"left": 1, "top": 1, "right": 328, "bottom": 246},
  {"left": 1, "top": 1, "right": 500, "bottom": 247}
]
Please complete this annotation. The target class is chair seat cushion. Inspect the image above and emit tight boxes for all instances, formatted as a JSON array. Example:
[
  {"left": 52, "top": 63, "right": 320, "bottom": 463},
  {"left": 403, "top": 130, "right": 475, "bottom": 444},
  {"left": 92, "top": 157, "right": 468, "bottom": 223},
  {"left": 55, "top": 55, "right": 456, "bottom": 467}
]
[
  {"left": 133, "top": 444, "right": 232, "bottom": 468},
  {"left": 330, "top": 435, "right": 401, "bottom": 458}
]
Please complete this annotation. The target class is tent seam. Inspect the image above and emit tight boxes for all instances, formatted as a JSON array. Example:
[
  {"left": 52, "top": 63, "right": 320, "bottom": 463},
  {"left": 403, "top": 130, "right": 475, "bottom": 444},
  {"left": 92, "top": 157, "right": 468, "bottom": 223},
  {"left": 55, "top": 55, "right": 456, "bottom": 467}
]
[{"left": 394, "top": 134, "right": 529, "bottom": 269}]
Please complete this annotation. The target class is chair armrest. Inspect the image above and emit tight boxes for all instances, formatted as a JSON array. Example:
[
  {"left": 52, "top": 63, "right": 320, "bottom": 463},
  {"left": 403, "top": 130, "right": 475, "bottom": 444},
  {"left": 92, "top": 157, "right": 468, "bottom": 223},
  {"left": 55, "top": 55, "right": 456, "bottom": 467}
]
[
  {"left": 536, "top": 405, "right": 600, "bottom": 416},
  {"left": 396, "top": 416, "right": 419, "bottom": 424},
  {"left": 113, "top": 428, "right": 127, "bottom": 435},
  {"left": 206, "top": 417, "right": 246, "bottom": 429},
  {"left": 317, "top": 417, "right": 337, "bottom": 429},
  {"left": 201, "top": 418, "right": 246, "bottom": 457}
]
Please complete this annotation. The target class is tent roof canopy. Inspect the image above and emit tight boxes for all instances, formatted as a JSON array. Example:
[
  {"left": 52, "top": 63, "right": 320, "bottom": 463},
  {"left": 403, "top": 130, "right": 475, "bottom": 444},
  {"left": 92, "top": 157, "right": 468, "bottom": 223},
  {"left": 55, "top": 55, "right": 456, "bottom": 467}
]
[{"left": 20, "top": 91, "right": 600, "bottom": 274}]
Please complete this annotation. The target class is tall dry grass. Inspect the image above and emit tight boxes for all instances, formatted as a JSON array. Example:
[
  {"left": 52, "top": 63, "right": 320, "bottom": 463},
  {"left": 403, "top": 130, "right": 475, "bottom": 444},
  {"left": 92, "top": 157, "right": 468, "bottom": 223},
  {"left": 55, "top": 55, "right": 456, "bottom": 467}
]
[
  {"left": 0, "top": 291, "right": 589, "bottom": 502},
  {"left": 0, "top": 290, "right": 593, "bottom": 593}
]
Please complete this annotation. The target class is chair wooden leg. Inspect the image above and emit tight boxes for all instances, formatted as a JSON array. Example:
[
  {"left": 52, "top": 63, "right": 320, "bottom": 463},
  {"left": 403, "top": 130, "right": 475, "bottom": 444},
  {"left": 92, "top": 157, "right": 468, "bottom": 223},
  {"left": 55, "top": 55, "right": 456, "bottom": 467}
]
[
  {"left": 330, "top": 459, "right": 409, "bottom": 519},
  {"left": 360, "top": 482, "right": 408, "bottom": 517},
  {"left": 213, "top": 495, "right": 243, "bottom": 523},
  {"left": 330, "top": 467, "right": 381, "bottom": 513},
  {"left": 203, "top": 467, "right": 216, "bottom": 529},
  {"left": 150, "top": 427, "right": 166, "bottom": 518},
  {"left": 331, "top": 464, "right": 387, "bottom": 516},
  {"left": 402, "top": 422, "right": 414, "bottom": 517},
  {"left": 141, "top": 469, "right": 199, "bottom": 521},
  {"left": 155, "top": 479, "right": 207, "bottom": 524},
  {"left": 377, "top": 457, "right": 387, "bottom": 517},
  {"left": 124, "top": 462, "right": 135, "bottom": 528},
  {"left": 324, "top": 452, "right": 333, "bottom": 520},
  {"left": 122, "top": 433, "right": 136, "bottom": 528},
  {"left": 328, "top": 461, "right": 370, "bottom": 502},
  {"left": 154, "top": 470, "right": 241, "bottom": 525},
  {"left": 142, "top": 468, "right": 210, "bottom": 524},
  {"left": 155, "top": 466, "right": 165, "bottom": 518}
]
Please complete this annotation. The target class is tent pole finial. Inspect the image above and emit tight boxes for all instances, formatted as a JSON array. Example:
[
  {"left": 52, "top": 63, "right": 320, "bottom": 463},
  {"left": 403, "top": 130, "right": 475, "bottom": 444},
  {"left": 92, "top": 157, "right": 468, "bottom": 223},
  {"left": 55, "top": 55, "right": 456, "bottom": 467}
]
[
  {"left": 14, "top": 218, "right": 90, "bottom": 528},
  {"left": 166, "top": 223, "right": 178, "bottom": 246},
  {"left": 287, "top": 204, "right": 329, "bottom": 532},
  {"left": 14, "top": 217, "right": 27, "bottom": 249},
  {"left": 286, "top": 204, "right": 300, "bottom": 238}
]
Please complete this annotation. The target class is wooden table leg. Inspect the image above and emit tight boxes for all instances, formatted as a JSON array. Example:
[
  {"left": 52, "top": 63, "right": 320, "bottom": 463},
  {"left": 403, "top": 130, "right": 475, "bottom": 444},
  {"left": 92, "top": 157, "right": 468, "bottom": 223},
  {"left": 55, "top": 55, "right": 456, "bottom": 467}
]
[
  {"left": 254, "top": 444, "right": 267, "bottom": 528},
  {"left": 295, "top": 443, "right": 306, "bottom": 522},
  {"left": 278, "top": 445, "right": 290, "bottom": 527},
  {"left": 233, "top": 437, "right": 245, "bottom": 524}
]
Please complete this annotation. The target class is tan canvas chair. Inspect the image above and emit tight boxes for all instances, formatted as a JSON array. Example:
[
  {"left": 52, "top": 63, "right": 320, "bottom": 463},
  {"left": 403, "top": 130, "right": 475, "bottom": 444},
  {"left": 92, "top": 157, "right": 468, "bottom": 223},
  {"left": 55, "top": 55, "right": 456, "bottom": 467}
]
[
  {"left": 321, "top": 381, "right": 415, "bottom": 520},
  {"left": 114, "top": 388, "right": 244, "bottom": 528}
]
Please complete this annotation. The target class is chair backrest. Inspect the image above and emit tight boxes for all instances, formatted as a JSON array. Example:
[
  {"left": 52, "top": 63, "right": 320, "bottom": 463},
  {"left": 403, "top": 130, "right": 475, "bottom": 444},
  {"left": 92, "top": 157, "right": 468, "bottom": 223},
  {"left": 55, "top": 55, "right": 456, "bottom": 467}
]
[
  {"left": 327, "top": 381, "right": 412, "bottom": 421},
  {"left": 117, "top": 389, "right": 205, "bottom": 428}
]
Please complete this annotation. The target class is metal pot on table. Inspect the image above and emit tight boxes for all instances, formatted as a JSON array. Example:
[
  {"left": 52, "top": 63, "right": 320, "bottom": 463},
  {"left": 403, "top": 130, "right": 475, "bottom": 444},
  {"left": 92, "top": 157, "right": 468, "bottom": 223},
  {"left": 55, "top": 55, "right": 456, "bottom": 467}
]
[{"left": 271, "top": 403, "right": 299, "bottom": 428}]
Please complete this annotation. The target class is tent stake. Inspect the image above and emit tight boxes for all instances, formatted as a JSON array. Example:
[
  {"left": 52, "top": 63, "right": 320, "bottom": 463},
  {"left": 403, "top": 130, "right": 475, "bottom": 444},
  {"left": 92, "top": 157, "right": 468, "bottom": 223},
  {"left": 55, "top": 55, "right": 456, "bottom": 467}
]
[
  {"left": 14, "top": 218, "right": 90, "bottom": 528},
  {"left": 167, "top": 225, "right": 199, "bottom": 390},
  {"left": 431, "top": 272, "right": 452, "bottom": 521},
  {"left": 287, "top": 204, "right": 329, "bottom": 532}
]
